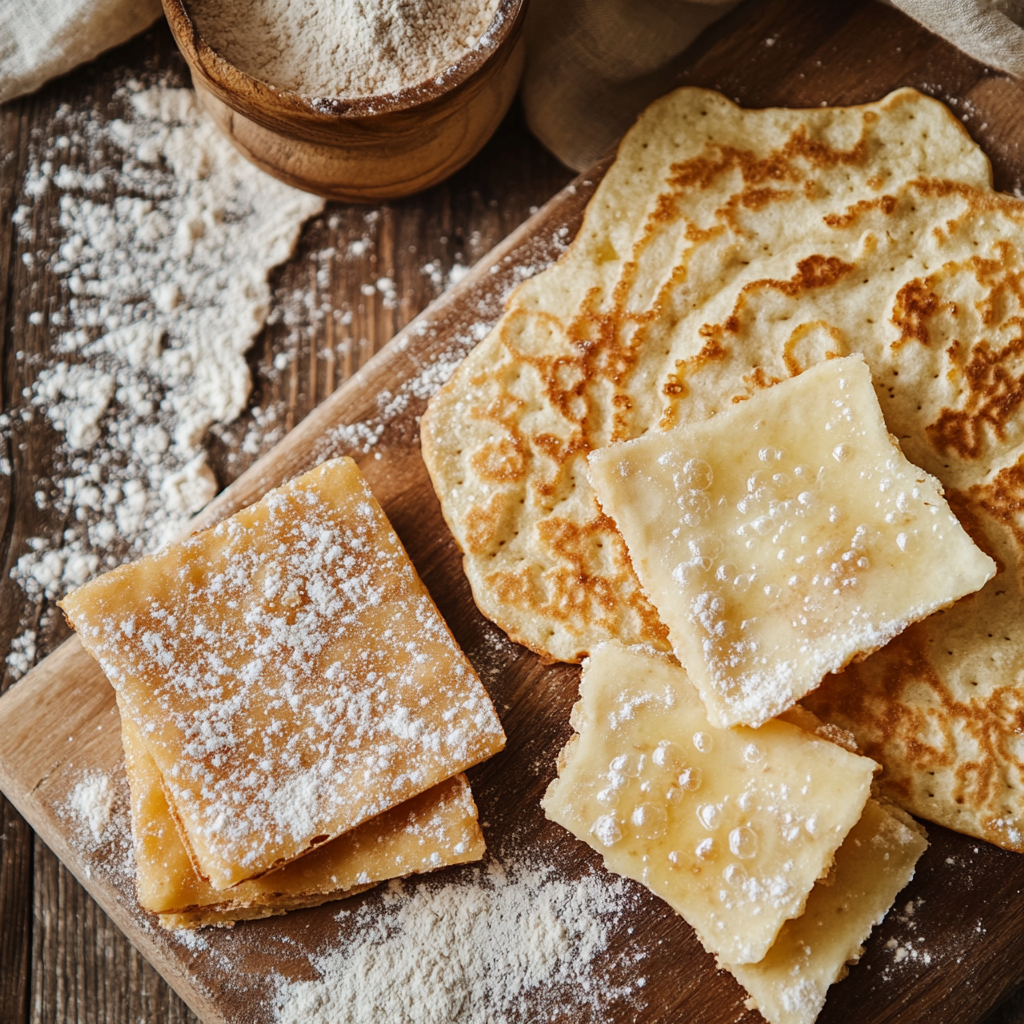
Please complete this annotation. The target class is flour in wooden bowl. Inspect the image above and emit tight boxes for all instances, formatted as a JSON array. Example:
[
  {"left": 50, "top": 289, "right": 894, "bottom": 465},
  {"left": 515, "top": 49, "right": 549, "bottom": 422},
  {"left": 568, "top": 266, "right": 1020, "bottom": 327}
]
[{"left": 186, "top": 0, "right": 503, "bottom": 98}]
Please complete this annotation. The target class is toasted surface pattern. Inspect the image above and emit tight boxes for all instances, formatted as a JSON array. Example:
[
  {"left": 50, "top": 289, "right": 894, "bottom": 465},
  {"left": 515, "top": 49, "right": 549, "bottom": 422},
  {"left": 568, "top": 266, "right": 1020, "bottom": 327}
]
[
  {"left": 422, "top": 86, "right": 988, "bottom": 665},
  {"left": 423, "top": 85, "right": 1024, "bottom": 849}
]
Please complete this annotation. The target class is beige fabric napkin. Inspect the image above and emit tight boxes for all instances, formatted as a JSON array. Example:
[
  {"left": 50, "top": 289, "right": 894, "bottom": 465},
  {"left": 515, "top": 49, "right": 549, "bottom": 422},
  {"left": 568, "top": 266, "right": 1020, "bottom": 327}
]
[
  {"left": 522, "top": 0, "right": 1024, "bottom": 171},
  {"left": 889, "top": 0, "right": 1024, "bottom": 76},
  {"left": 0, "top": 0, "right": 162, "bottom": 105},
  {"left": 522, "top": 0, "right": 738, "bottom": 171}
]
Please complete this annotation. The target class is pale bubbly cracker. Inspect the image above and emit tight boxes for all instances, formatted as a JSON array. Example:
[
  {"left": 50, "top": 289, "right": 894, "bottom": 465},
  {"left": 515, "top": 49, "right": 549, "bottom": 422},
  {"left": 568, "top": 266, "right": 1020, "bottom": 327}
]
[
  {"left": 588, "top": 356, "right": 995, "bottom": 728},
  {"left": 62, "top": 457, "right": 504, "bottom": 888},
  {"left": 424, "top": 85, "right": 1024, "bottom": 850},
  {"left": 723, "top": 799, "right": 928, "bottom": 1024},
  {"left": 118, "top": 707, "right": 485, "bottom": 928},
  {"left": 541, "top": 642, "right": 877, "bottom": 964}
]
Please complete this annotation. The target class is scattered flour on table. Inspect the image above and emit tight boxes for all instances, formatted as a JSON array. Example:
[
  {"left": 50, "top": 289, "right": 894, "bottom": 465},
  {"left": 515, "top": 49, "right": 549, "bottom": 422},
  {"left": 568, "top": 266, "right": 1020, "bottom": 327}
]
[
  {"left": 5, "top": 78, "right": 323, "bottom": 678},
  {"left": 877, "top": 898, "right": 948, "bottom": 977},
  {"left": 274, "top": 858, "right": 639, "bottom": 1024},
  {"left": 68, "top": 773, "right": 115, "bottom": 842},
  {"left": 187, "top": 0, "right": 503, "bottom": 98},
  {"left": 316, "top": 249, "right": 560, "bottom": 463}
]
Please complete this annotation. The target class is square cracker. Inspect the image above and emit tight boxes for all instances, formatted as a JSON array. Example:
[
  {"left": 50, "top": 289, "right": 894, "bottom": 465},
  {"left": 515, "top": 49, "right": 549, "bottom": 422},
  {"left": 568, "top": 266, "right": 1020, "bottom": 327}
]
[
  {"left": 723, "top": 799, "right": 928, "bottom": 1024},
  {"left": 588, "top": 355, "right": 995, "bottom": 728},
  {"left": 541, "top": 642, "right": 877, "bottom": 965},
  {"left": 118, "top": 704, "right": 485, "bottom": 928},
  {"left": 62, "top": 457, "right": 504, "bottom": 889}
]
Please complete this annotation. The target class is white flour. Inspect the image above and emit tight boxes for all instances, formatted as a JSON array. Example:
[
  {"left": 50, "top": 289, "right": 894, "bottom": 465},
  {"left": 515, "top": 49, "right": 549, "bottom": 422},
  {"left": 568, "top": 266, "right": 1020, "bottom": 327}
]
[
  {"left": 187, "top": 0, "right": 503, "bottom": 98},
  {"left": 68, "top": 773, "right": 114, "bottom": 842},
  {"left": 275, "top": 859, "right": 639, "bottom": 1023},
  {"left": 5, "top": 78, "right": 322, "bottom": 679}
]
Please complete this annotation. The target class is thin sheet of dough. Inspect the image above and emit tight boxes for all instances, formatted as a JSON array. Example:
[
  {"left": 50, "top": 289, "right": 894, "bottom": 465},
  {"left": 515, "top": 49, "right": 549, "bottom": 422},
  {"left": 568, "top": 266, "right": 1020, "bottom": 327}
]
[
  {"left": 542, "top": 642, "right": 877, "bottom": 965},
  {"left": 588, "top": 356, "right": 994, "bottom": 728},
  {"left": 119, "top": 704, "right": 485, "bottom": 927},
  {"left": 62, "top": 457, "right": 505, "bottom": 888},
  {"left": 724, "top": 800, "right": 928, "bottom": 1024}
]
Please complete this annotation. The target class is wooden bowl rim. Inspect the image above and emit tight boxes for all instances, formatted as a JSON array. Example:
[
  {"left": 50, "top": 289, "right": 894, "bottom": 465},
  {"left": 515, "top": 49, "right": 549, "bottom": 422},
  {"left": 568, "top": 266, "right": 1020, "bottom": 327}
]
[{"left": 162, "top": 0, "right": 526, "bottom": 121}]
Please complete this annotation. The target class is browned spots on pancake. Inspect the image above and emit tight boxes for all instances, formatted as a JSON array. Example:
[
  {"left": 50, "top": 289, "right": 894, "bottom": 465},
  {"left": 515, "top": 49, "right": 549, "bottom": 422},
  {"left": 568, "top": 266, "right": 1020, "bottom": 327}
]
[
  {"left": 658, "top": 337, "right": 728, "bottom": 427},
  {"left": 461, "top": 492, "right": 510, "bottom": 555},
  {"left": 666, "top": 124, "right": 871, "bottom": 202},
  {"left": 486, "top": 513, "right": 669, "bottom": 657},
  {"left": 805, "top": 627, "right": 1024, "bottom": 845},
  {"left": 740, "top": 186, "right": 795, "bottom": 210},
  {"left": 822, "top": 193, "right": 897, "bottom": 228},
  {"left": 968, "top": 243, "right": 1024, "bottom": 328},
  {"left": 659, "top": 258, "right": 854, "bottom": 428},
  {"left": 958, "top": 455, "right": 1024, "bottom": 568},
  {"left": 928, "top": 334, "right": 1024, "bottom": 459},
  {"left": 469, "top": 437, "right": 524, "bottom": 484},
  {"left": 708, "top": 254, "right": 857, "bottom": 331},
  {"left": 767, "top": 254, "right": 855, "bottom": 294},
  {"left": 685, "top": 222, "right": 726, "bottom": 246},
  {"left": 946, "top": 486, "right": 1004, "bottom": 572},
  {"left": 745, "top": 366, "right": 783, "bottom": 391},
  {"left": 719, "top": 187, "right": 797, "bottom": 237},
  {"left": 782, "top": 320, "right": 846, "bottom": 376},
  {"left": 910, "top": 176, "right": 1024, "bottom": 222},
  {"left": 891, "top": 278, "right": 945, "bottom": 349},
  {"left": 509, "top": 124, "right": 872, "bottom": 454},
  {"left": 721, "top": 257, "right": 854, "bottom": 329}
]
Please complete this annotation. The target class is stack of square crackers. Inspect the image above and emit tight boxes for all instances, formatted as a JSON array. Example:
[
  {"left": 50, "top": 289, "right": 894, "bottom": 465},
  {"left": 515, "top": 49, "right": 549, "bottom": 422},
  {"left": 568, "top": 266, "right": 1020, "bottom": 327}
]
[{"left": 62, "top": 457, "right": 505, "bottom": 928}]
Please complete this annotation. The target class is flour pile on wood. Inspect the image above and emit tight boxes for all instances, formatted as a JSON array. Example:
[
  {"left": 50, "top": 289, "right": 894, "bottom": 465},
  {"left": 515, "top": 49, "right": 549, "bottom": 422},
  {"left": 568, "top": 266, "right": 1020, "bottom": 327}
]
[
  {"left": 274, "top": 859, "right": 639, "bottom": 1023},
  {"left": 68, "top": 772, "right": 115, "bottom": 842},
  {"left": 4, "top": 78, "right": 322, "bottom": 678}
]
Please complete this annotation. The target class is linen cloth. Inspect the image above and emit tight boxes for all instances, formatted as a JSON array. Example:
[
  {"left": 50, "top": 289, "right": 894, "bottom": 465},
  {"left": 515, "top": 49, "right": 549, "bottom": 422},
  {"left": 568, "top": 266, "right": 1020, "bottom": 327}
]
[
  {"left": 522, "top": 0, "right": 1024, "bottom": 170},
  {"left": 0, "top": 0, "right": 161, "bottom": 105}
]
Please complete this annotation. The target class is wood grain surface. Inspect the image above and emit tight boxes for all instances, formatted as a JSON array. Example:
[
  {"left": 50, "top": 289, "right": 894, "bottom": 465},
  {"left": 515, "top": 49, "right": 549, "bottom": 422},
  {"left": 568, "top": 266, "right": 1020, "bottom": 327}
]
[{"left": 3, "top": 2, "right": 1024, "bottom": 1023}]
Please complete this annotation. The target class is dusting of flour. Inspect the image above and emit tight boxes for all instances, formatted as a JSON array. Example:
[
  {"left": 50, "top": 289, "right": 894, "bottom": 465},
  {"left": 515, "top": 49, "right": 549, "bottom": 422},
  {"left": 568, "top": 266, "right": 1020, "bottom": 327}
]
[
  {"left": 68, "top": 773, "right": 114, "bottom": 842},
  {"left": 188, "top": 0, "right": 503, "bottom": 98},
  {"left": 5, "top": 78, "right": 322, "bottom": 678},
  {"left": 275, "top": 859, "right": 638, "bottom": 1023}
]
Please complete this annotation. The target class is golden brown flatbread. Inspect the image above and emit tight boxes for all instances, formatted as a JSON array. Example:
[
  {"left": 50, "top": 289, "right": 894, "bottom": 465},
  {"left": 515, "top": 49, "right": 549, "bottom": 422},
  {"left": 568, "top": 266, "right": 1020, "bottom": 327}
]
[
  {"left": 119, "top": 702, "right": 485, "bottom": 929},
  {"left": 62, "top": 457, "right": 505, "bottom": 887}
]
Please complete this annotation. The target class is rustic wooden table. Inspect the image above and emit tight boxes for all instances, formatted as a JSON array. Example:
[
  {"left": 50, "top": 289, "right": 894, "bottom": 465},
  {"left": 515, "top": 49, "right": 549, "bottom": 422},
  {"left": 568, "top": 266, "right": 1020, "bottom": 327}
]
[{"left": 2, "top": 2, "right": 1024, "bottom": 1022}]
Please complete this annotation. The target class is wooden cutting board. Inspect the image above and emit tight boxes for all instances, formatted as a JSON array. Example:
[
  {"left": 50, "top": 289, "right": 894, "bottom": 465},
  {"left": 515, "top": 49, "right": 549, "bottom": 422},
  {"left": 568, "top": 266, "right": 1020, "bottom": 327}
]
[{"left": 3, "top": 1, "right": 1024, "bottom": 1021}]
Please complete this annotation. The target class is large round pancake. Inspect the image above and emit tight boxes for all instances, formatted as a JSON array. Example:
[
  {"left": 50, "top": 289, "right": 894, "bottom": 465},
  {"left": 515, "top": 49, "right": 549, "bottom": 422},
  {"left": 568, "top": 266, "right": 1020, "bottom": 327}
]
[{"left": 422, "top": 86, "right": 1024, "bottom": 849}]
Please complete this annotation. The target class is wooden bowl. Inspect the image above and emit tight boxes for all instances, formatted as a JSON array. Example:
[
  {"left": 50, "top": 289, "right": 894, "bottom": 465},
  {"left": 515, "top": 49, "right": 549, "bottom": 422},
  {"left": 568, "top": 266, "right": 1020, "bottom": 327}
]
[{"left": 161, "top": 0, "right": 527, "bottom": 201}]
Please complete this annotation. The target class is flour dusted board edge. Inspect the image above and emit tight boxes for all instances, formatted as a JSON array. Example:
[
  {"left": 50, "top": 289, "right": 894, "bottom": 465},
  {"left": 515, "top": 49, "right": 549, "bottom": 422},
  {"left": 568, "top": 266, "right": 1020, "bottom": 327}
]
[
  {"left": 0, "top": 639, "right": 232, "bottom": 1024},
  {"left": 0, "top": 171, "right": 604, "bottom": 1024}
]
